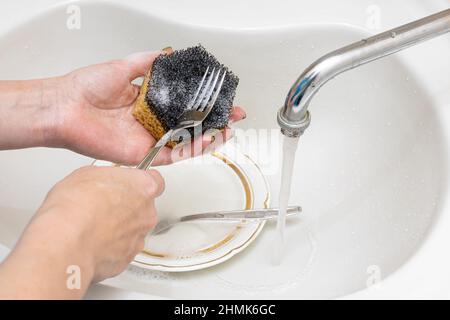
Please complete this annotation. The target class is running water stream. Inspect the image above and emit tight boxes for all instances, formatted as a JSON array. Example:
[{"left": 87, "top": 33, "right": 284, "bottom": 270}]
[{"left": 273, "top": 135, "right": 299, "bottom": 264}]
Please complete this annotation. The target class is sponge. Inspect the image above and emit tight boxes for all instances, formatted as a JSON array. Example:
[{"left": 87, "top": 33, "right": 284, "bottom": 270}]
[{"left": 133, "top": 45, "right": 239, "bottom": 146}]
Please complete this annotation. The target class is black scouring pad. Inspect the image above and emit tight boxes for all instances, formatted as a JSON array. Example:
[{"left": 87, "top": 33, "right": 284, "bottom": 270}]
[{"left": 133, "top": 45, "right": 239, "bottom": 146}]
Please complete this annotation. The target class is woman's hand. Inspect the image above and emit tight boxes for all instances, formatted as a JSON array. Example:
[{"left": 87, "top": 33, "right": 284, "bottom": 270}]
[
  {"left": 54, "top": 51, "right": 246, "bottom": 165},
  {"left": 53, "top": 51, "right": 168, "bottom": 165},
  {"left": 0, "top": 51, "right": 246, "bottom": 164},
  {"left": 0, "top": 165, "right": 164, "bottom": 299}
]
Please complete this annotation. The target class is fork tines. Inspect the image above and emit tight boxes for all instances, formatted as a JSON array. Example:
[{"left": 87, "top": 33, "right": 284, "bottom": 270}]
[{"left": 187, "top": 67, "right": 226, "bottom": 112}]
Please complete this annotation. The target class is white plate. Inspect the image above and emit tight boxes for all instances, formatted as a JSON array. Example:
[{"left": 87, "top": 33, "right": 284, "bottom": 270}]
[{"left": 93, "top": 143, "right": 270, "bottom": 272}]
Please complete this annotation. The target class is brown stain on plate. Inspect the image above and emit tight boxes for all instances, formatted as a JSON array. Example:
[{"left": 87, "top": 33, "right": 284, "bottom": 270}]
[{"left": 141, "top": 152, "right": 253, "bottom": 259}]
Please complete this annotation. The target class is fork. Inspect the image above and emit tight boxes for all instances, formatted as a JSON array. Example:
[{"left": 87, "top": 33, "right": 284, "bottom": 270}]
[
  {"left": 137, "top": 67, "right": 226, "bottom": 170},
  {"left": 152, "top": 206, "right": 302, "bottom": 235}
]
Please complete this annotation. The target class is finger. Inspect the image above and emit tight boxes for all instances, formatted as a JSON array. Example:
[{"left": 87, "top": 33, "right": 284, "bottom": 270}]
[
  {"left": 166, "top": 137, "right": 203, "bottom": 164},
  {"left": 204, "top": 127, "right": 233, "bottom": 143},
  {"left": 222, "top": 126, "right": 234, "bottom": 141},
  {"left": 120, "top": 84, "right": 142, "bottom": 106},
  {"left": 124, "top": 51, "right": 163, "bottom": 81},
  {"left": 162, "top": 46, "right": 174, "bottom": 54},
  {"left": 146, "top": 169, "right": 165, "bottom": 197},
  {"left": 229, "top": 106, "right": 247, "bottom": 124},
  {"left": 202, "top": 127, "right": 233, "bottom": 154},
  {"left": 139, "top": 202, "right": 157, "bottom": 235},
  {"left": 119, "top": 166, "right": 165, "bottom": 197},
  {"left": 190, "top": 127, "right": 233, "bottom": 156},
  {"left": 149, "top": 126, "right": 234, "bottom": 166},
  {"left": 147, "top": 146, "right": 175, "bottom": 166},
  {"left": 136, "top": 238, "right": 146, "bottom": 253},
  {"left": 172, "top": 127, "right": 233, "bottom": 161}
]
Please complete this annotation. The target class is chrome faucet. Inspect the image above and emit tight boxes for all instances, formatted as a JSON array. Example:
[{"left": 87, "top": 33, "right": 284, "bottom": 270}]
[{"left": 277, "top": 9, "right": 450, "bottom": 137}]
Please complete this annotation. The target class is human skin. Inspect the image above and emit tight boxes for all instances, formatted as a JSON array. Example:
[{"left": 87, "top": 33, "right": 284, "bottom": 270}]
[
  {"left": 0, "top": 50, "right": 245, "bottom": 164},
  {"left": 0, "top": 166, "right": 164, "bottom": 299},
  {"left": 0, "top": 51, "right": 246, "bottom": 299}
]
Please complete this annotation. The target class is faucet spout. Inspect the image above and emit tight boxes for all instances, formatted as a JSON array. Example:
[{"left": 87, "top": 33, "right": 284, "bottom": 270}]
[{"left": 278, "top": 9, "right": 450, "bottom": 137}]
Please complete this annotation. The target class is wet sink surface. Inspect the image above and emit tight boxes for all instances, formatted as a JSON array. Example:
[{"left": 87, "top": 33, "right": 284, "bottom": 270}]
[{"left": 0, "top": 1, "right": 448, "bottom": 299}]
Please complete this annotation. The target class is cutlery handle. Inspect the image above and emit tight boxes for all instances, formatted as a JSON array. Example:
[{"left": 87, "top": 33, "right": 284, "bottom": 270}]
[
  {"left": 137, "top": 130, "right": 173, "bottom": 170},
  {"left": 180, "top": 206, "right": 301, "bottom": 222}
]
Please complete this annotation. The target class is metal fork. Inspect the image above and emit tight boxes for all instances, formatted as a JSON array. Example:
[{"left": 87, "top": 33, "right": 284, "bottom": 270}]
[
  {"left": 152, "top": 206, "right": 302, "bottom": 235},
  {"left": 137, "top": 67, "right": 226, "bottom": 170}
]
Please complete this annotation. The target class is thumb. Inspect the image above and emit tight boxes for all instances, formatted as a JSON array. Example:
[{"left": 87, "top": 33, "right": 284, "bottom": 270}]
[
  {"left": 124, "top": 51, "right": 163, "bottom": 80},
  {"left": 147, "top": 169, "right": 165, "bottom": 198}
]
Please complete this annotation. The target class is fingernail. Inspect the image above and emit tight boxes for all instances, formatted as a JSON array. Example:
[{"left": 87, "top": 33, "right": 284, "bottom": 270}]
[
  {"left": 226, "top": 126, "right": 235, "bottom": 138},
  {"left": 203, "top": 132, "right": 217, "bottom": 143},
  {"left": 162, "top": 46, "right": 173, "bottom": 54}
]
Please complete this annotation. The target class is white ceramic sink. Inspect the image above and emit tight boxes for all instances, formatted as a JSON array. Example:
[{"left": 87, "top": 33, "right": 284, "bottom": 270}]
[{"left": 0, "top": 0, "right": 449, "bottom": 299}]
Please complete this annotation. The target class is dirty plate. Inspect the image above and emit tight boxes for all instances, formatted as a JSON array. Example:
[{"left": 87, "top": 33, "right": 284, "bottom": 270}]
[{"left": 93, "top": 143, "right": 270, "bottom": 272}]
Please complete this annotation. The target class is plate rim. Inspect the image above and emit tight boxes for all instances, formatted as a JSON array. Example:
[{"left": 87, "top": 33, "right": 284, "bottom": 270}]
[
  {"left": 132, "top": 149, "right": 271, "bottom": 272},
  {"left": 93, "top": 146, "right": 271, "bottom": 272}
]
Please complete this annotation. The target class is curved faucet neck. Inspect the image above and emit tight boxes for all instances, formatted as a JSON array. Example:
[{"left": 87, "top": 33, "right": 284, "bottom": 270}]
[{"left": 278, "top": 8, "right": 450, "bottom": 137}]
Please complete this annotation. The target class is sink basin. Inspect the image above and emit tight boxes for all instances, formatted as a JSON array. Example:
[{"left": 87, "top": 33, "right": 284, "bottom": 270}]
[{"left": 0, "top": 0, "right": 449, "bottom": 299}]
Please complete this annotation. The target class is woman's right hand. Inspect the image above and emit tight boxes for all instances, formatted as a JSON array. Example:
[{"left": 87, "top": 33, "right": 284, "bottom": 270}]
[{"left": 0, "top": 166, "right": 164, "bottom": 299}]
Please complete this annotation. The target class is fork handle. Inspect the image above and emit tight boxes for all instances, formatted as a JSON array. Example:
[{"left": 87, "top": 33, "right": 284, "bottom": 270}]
[
  {"left": 137, "top": 130, "right": 173, "bottom": 170},
  {"left": 179, "top": 206, "right": 302, "bottom": 222}
]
